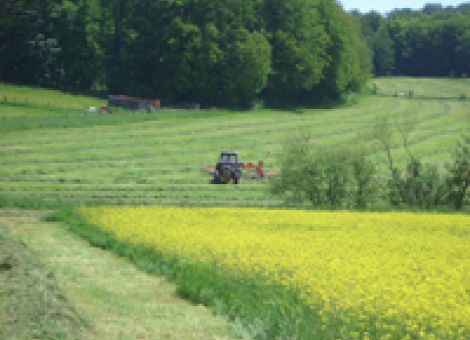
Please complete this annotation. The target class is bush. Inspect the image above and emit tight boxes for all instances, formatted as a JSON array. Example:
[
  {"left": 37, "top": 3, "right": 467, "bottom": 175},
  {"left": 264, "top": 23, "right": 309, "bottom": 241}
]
[
  {"left": 384, "top": 137, "right": 469, "bottom": 210},
  {"left": 351, "top": 151, "right": 376, "bottom": 208},
  {"left": 270, "top": 137, "right": 376, "bottom": 209},
  {"left": 273, "top": 135, "right": 468, "bottom": 211},
  {"left": 389, "top": 159, "right": 446, "bottom": 209},
  {"left": 445, "top": 136, "right": 470, "bottom": 210}
]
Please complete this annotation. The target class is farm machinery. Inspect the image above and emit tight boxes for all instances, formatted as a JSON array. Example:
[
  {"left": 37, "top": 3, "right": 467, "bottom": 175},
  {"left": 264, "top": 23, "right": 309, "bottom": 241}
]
[{"left": 210, "top": 151, "right": 264, "bottom": 184}]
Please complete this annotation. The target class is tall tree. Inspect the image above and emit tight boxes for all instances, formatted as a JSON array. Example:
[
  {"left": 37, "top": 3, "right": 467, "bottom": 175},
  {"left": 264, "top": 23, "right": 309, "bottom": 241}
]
[
  {"left": 262, "top": 0, "right": 332, "bottom": 105},
  {"left": 374, "top": 25, "right": 395, "bottom": 76}
]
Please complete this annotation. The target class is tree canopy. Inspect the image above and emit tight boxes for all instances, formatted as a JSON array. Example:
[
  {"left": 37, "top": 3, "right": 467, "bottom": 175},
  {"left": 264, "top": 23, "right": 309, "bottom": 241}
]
[
  {"left": 353, "top": 4, "right": 470, "bottom": 77},
  {"left": 0, "top": 0, "right": 370, "bottom": 107}
]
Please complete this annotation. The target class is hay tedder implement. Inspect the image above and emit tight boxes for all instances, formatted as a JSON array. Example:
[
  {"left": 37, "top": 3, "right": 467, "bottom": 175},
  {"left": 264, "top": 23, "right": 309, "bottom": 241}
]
[{"left": 210, "top": 151, "right": 264, "bottom": 184}]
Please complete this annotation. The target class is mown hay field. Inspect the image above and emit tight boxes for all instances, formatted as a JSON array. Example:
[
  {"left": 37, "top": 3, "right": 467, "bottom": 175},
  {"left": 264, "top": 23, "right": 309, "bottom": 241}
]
[
  {"left": 371, "top": 77, "right": 470, "bottom": 98},
  {"left": 0, "top": 78, "right": 469, "bottom": 208},
  {"left": 79, "top": 205, "right": 470, "bottom": 339}
]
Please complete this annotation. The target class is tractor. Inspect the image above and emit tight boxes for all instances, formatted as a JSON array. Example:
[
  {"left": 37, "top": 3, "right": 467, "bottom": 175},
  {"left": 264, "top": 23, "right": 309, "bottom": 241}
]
[
  {"left": 211, "top": 151, "right": 242, "bottom": 184},
  {"left": 210, "top": 151, "right": 264, "bottom": 184}
]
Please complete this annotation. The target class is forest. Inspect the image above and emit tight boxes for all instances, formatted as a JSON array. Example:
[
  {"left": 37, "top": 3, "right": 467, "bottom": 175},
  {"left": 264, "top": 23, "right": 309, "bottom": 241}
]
[
  {"left": 0, "top": 0, "right": 370, "bottom": 107},
  {"left": 0, "top": 1, "right": 469, "bottom": 107},
  {"left": 354, "top": 3, "right": 470, "bottom": 77}
]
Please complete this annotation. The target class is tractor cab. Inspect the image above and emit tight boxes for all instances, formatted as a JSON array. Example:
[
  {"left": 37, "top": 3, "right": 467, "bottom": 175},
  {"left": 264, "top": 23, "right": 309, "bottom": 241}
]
[{"left": 219, "top": 152, "right": 239, "bottom": 164}]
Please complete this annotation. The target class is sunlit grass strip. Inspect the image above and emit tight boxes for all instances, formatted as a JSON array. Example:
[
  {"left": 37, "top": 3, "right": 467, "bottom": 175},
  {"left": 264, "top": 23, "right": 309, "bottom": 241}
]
[{"left": 77, "top": 206, "right": 470, "bottom": 339}]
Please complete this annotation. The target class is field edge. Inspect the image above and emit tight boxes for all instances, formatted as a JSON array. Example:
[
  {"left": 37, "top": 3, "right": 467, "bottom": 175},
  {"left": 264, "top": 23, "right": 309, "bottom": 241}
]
[{"left": 47, "top": 208, "right": 337, "bottom": 339}]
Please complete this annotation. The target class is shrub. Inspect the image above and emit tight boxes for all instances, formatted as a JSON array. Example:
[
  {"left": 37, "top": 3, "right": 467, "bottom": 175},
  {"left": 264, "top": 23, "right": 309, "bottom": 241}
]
[
  {"left": 395, "top": 159, "right": 446, "bottom": 208},
  {"left": 445, "top": 136, "right": 470, "bottom": 210},
  {"left": 273, "top": 135, "right": 468, "bottom": 211},
  {"left": 351, "top": 151, "right": 376, "bottom": 208},
  {"left": 270, "top": 137, "right": 376, "bottom": 209}
]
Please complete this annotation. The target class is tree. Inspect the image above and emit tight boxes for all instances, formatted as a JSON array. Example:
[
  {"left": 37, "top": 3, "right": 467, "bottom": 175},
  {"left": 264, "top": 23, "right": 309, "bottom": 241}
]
[
  {"left": 0, "top": 0, "right": 371, "bottom": 106},
  {"left": 317, "top": 0, "right": 370, "bottom": 99},
  {"left": 263, "top": 0, "right": 368, "bottom": 106},
  {"left": 456, "top": 25, "right": 470, "bottom": 76},
  {"left": 373, "top": 25, "right": 395, "bottom": 76},
  {"left": 0, "top": 0, "right": 62, "bottom": 86},
  {"left": 262, "top": 0, "right": 331, "bottom": 105},
  {"left": 446, "top": 137, "right": 470, "bottom": 210},
  {"left": 225, "top": 30, "right": 271, "bottom": 107},
  {"left": 55, "top": 0, "right": 99, "bottom": 92}
]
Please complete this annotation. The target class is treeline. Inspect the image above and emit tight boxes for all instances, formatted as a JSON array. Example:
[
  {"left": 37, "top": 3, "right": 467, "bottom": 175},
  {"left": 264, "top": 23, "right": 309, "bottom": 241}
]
[
  {"left": 353, "top": 3, "right": 470, "bottom": 76},
  {"left": 0, "top": 0, "right": 369, "bottom": 107}
]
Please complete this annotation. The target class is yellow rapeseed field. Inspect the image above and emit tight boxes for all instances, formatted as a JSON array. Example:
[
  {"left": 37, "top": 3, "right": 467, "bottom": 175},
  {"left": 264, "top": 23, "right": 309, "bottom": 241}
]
[{"left": 79, "top": 206, "right": 470, "bottom": 338}]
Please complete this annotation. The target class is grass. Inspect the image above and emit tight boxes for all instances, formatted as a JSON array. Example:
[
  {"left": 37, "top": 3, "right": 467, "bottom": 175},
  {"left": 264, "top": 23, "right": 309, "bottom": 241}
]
[
  {"left": 0, "top": 77, "right": 468, "bottom": 208},
  {"left": 371, "top": 77, "right": 470, "bottom": 99},
  {"left": 1, "top": 209, "right": 235, "bottom": 339},
  {"left": 0, "top": 83, "right": 105, "bottom": 109},
  {"left": 0, "top": 218, "right": 88, "bottom": 339}
]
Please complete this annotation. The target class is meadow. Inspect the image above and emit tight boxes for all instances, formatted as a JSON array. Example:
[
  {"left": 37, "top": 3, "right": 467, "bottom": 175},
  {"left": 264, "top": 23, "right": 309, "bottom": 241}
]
[
  {"left": 76, "top": 205, "right": 470, "bottom": 339},
  {"left": 0, "top": 78, "right": 468, "bottom": 208},
  {"left": 371, "top": 77, "right": 470, "bottom": 99}
]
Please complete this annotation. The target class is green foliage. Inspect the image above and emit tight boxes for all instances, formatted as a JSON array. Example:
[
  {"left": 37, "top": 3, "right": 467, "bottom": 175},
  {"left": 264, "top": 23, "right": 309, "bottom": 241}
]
[
  {"left": 225, "top": 30, "right": 271, "bottom": 108},
  {"left": 352, "top": 150, "right": 376, "bottom": 208},
  {"left": 388, "top": 159, "right": 447, "bottom": 209},
  {"left": 373, "top": 25, "right": 395, "bottom": 76},
  {"left": 0, "top": 0, "right": 368, "bottom": 107},
  {"left": 270, "top": 136, "right": 376, "bottom": 208},
  {"left": 355, "top": 4, "right": 470, "bottom": 77},
  {"left": 369, "top": 112, "right": 469, "bottom": 210},
  {"left": 0, "top": 0, "right": 98, "bottom": 91},
  {"left": 262, "top": 0, "right": 331, "bottom": 105},
  {"left": 263, "top": 0, "right": 369, "bottom": 105},
  {"left": 273, "top": 125, "right": 468, "bottom": 211},
  {"left": 446, "top": 136, "right": 470, "bottom": 210}
]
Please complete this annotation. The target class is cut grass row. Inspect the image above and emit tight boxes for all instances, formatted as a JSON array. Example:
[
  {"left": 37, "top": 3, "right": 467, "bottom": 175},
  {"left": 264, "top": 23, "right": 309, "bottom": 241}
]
[{"left": 0, "top": 224, "right": 88, "bottom": 339}]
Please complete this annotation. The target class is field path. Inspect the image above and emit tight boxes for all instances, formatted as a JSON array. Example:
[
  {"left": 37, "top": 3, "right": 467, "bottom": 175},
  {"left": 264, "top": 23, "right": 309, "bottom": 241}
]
[{"left": 0, "top": 209, "right": 234, "bottom": 339}]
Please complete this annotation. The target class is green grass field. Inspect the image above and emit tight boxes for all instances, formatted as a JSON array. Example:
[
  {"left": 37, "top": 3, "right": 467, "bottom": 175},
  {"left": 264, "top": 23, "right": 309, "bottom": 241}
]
[
  {"left": 371, "top": 77, "right": 470, "bottom": 98},
  {"left": 0, "top": 78, "right": 469, "bottom": 208}
]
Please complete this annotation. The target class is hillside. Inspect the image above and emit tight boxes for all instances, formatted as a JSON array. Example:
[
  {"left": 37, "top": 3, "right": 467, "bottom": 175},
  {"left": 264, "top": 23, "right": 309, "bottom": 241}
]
[{"left": 0, "top": 78, "right": 469, "bottom": 208}]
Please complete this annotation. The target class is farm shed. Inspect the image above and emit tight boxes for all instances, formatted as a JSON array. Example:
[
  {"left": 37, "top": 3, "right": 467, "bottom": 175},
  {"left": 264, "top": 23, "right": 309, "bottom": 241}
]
[{"left": 108, "top": 95, "right": 160, "bottom": 111}]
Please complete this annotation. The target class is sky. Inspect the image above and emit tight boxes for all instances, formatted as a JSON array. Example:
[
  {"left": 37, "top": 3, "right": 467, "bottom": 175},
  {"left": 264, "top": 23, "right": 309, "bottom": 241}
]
[{"left": 339, "top": 0, "right": 468, "bottom": 13}]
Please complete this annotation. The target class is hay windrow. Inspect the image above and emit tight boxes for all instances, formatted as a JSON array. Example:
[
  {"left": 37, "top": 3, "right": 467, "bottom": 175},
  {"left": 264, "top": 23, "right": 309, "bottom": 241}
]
[{"left": 0, "top": 228, "right": 88, "bottom": 340}]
